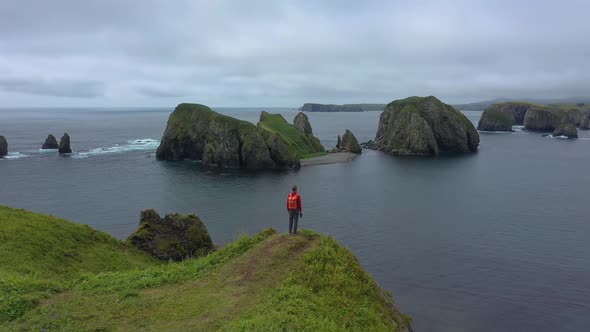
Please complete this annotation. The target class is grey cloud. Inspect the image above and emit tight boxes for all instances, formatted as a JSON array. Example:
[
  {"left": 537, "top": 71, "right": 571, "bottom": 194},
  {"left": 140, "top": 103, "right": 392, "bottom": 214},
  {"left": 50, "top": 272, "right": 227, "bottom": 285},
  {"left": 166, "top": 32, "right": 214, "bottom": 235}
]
[
  {"left": 0, "top": 79, "right": 104, "bottom": 98},
  {"left": 0, "top": 0, "right": 589, "bottom": 106}
]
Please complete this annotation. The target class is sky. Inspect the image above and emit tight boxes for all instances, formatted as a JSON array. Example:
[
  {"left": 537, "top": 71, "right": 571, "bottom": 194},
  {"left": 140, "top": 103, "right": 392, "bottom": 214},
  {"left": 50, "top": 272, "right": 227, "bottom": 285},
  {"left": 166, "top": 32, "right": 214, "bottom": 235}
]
[{"left": 1, "top": 0, "right": 589, "bottom": 107}]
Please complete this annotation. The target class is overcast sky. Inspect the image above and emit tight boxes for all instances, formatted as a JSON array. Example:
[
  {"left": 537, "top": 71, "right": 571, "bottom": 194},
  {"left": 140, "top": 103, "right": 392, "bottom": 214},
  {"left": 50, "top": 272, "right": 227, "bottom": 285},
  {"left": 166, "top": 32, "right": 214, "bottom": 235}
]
[{"left": 0, "top": 0, "right": 589, "bottom": 107}]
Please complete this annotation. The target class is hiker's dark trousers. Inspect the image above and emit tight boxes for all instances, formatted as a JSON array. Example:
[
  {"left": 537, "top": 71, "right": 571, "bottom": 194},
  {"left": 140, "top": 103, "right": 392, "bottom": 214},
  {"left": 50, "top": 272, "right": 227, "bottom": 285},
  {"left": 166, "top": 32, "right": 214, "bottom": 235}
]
[{"left": 288, "top": 209, "right": 300, "bottom": 234}]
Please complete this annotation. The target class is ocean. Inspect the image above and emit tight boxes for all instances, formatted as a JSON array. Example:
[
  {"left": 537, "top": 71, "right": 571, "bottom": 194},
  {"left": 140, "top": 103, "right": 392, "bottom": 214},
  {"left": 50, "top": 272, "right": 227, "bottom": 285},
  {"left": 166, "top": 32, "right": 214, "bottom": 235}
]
[{"left": 1, "top": 107, "right": 589, "bottom": 331}]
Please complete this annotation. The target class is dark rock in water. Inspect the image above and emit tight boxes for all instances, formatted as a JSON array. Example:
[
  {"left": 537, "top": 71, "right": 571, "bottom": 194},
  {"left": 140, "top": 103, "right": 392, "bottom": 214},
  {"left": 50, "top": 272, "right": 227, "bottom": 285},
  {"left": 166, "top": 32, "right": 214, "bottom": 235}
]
[
  {"left": 0, "top": 135, "right": 7, "bottom": 158},
  {"left": 371, "top": 96, "right": 479, "bottom": 156},
  {"left": 156, "top": 103, "right": 299, "bottom": 169},
  {"left": 523, "top": 107, "right": 563, "bottom": 132},
  {"left": 293, "top": 112, "right": 314, "bottom": 137},
  {"left": 42, "top": 134, "right": 59, "bottom": 149},
  {"left": 477, "top": 107, "right": 515, "bottom": 132},
  {"left": 127, "top": 209, "right": 214, "bottom": 261},
  {"left": 336, "top": 129, "right": 362, "bottom": 154},
  {"left": 553, "top": 122, "right": 578, "bottom": 138},
  {"left": 58, "top": 133, "right": 72, "bottom": 154}
]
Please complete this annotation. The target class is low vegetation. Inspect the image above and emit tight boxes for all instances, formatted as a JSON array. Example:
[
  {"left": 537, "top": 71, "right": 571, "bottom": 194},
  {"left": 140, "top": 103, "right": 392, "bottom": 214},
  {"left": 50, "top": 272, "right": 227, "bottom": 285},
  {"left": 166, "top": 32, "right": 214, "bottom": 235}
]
[
  {"left": 258, "top": 111, "right": 325, "bottom": 158},
  {"left": 1, "top": 207, "right": 410, "bottom": 331}
]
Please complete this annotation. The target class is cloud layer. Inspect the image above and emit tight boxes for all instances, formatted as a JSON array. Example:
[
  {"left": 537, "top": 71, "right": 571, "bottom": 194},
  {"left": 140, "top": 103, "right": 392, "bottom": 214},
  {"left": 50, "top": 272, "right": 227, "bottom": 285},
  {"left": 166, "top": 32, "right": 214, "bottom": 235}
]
[{"left": 1, "top": 0, "right": 589, "bottom": 106}]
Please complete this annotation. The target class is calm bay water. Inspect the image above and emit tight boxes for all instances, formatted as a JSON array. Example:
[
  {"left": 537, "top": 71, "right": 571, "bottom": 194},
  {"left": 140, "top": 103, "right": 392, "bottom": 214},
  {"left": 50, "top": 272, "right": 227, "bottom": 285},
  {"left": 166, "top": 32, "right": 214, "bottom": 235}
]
[{"left": 1, "top": 107, "right": 589, "bottom": 331}]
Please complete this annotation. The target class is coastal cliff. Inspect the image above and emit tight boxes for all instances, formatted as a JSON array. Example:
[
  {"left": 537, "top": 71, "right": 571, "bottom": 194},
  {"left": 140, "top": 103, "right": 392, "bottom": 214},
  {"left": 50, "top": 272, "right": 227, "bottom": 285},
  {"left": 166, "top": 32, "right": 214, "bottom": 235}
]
[
  {"left": 0, "top": 206, "right": 412, "bottom": 331},
  {"left": 370, "top": 96, "right": 479, "bottom": 156}
]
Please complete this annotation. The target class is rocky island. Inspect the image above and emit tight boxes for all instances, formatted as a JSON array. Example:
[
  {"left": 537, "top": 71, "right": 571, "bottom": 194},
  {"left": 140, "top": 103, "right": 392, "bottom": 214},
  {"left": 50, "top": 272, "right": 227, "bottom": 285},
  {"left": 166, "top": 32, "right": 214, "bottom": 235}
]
[
  {"left": 58, "top": 133, "right": 72, "bottom": 154},
  {"left": 0, "top": 205, "right": 412, "bottom": 331},
  {"left": 42, "top": 134, "right": 59, "bottom": 149},
  {"left": 335, "top": 129, "right": 362, "bottom": 154},
  {"left": 156, "top": 104, "right": 325, "bottom": 169},
  {"left": 368, "top": 96, "right": 479, "bottom": 156},
  {"left": 0, "top": 135, "right": 7, "bottom": 158}
]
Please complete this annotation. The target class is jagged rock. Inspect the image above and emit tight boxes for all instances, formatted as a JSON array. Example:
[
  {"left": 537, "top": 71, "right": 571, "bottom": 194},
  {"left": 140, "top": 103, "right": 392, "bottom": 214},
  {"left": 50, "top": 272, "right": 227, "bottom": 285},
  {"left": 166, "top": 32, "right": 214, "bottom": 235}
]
[
  {"left": 258, "top": 111, "right": 324, "bottom": 158},
  {"left": 523, "top": 107, "right": 563, "bottom": 132},
  {"left": 294, "top": 112, "right": 314, "bottom": 137},
  {"left": 156, "top": 103, "right": 299, "bottom": 169},
  {"left": 42, "top": 134, "right": 58, "bottom": 149},
  {"left": 553, "top": 122, "right": 578, "bottom": 138},
  {"left": 58, "top": 133, "right": 72, "bottom": 154},
  {"left": 127, "top": 209, "right": 214, "bottom": 261},
  {"left": 336, "top": 129, "right": 362, "bottom": 153},
  {"left": 0, "top": 136, "right": 7, "bottom": 158},
  {"left": 371, "top": 96, "right": 479, "bottom": 156}
]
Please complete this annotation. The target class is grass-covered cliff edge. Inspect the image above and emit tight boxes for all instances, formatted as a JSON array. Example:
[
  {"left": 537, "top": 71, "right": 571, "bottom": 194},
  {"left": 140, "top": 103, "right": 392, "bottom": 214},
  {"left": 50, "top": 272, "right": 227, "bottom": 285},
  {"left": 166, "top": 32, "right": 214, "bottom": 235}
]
[{"left": 0, "top": 206, "right": 411, "bottom": 331}]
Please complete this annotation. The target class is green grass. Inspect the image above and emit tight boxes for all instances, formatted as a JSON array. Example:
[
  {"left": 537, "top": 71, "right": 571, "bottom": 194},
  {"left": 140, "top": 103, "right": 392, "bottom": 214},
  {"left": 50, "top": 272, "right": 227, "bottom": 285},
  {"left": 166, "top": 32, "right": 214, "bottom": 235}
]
[
  {"left": 258, "top": 111, "right": 325, "bottom": 158},
  {"left": 482, "top": 108, "right": 514, "bottom": 126},
  {"left": 1, "top": 207, "right": 410, "bottom": 331}
]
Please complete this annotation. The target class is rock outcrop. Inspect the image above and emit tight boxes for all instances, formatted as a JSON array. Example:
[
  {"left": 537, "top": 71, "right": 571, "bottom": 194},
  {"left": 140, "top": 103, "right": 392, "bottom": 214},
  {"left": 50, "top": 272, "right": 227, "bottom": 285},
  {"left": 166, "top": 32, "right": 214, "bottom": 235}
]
[
  {"left": 553, "top": 122, "right": 578, "bottom": 138},
  {"left": 335, "top": 129, "right": 362, "bottom": 153},
  {"left": 370, "top": 96, "right": 479, "bottom": 156},
  {"left": 294, "top": 112, "right": 314, "bottom": 137},
  {"left": 523, "top": 107, "right": 563, "bottom": 132},
  {"left": 58, "top": 133, "right": 72, "bottom": 154},
  {"left": 477, "top": 107, "right": 514, "bottom": 132},
  {"left": 0, "top": 135, "right": 7, "bottom": 158},
  {"left": 127, "top": 209, "right": 214, "bottom": 261},
  {"left": 156, "top": 103, "right": 300, "bottom": 169},
  {"left": 258, "top": 111, "right": 324, "bottom": 159},
  {"left": 42, "top": 134, "right": 58, "bottom": 149}
]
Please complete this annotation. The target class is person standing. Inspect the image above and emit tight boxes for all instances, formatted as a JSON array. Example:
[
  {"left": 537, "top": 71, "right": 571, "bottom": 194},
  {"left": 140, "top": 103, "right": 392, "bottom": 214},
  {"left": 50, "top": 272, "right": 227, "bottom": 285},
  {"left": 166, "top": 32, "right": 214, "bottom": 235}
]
[{"left": 287, "top": 185, "right": 303, "bottom": 235}]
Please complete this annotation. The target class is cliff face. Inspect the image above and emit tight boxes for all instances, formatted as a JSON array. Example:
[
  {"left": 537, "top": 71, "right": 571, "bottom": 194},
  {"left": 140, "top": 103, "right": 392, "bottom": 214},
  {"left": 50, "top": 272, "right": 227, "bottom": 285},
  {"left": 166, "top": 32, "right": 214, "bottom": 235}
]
[
  {"left": 523, "top": 108, "right": 563, "bottom": 132},
  {"left": 477, "top": 107, "right": 514, "bottom": 132},
  {"left": 372, "top": 96, "right": 479, "bottom": 156},
  {"left": 293, "top": 112, "right": 314, "bottom": 136},
  {"left": 553, "top": 123, "right": 578, "bottom": 138},
  {"left": 0, "top": 136, "right": 7, "bottom": 157},
  {"left": 156, "top": 104, "right": 299, "bottom": 169}
]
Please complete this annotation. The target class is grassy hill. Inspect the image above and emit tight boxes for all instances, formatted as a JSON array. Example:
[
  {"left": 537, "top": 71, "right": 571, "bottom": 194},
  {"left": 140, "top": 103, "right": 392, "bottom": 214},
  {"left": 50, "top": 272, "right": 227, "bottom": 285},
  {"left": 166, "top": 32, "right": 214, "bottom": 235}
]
[
  {"left": 257, "top": 111, "right": 325, "bottom": 159},
  {"left": 0, "top": 207, "right": 411, "bottom": 331}
]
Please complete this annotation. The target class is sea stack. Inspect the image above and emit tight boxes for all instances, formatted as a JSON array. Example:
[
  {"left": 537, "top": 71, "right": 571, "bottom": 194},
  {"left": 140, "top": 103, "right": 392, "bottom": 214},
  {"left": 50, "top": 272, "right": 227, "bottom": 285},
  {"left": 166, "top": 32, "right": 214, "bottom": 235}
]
[
  {"left": 370, "top": 96, "right": 479, "bottom": 156},
  {"left": 58, "top": 133, "right": 72, "bottom": 154},
  {"left": 336, "top": 129, "right": 362, "bottom": 153},
  {"left": 42, "top": 134, "right": 59, "bottom": 149},
  {"left": 523, "top": 107, "right": 563, "bottom": 132},
  {"left": 156, "top": 103, "right": 300, "bottom": 169},
  {"left": 127, "top": 209, "right": 214, "bottom": 261},
  {"left": 477, "top": 106, "right": 515, "bottom": 132},
  {"left": 0, "top": 135, "right": 7, "bottom": 158},
  {"left": 553, "top": 122, "right": 578, "bottom": 138},
  {"left": 291, "top": 112, "right": 324, "bottom": 152}
]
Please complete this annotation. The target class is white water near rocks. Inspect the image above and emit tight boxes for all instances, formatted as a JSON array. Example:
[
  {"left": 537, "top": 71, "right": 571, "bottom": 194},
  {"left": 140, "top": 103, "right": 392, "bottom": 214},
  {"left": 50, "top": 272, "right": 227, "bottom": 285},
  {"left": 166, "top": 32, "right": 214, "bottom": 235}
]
[{"left": 1, "top": 107, "right": 589, "bottom": 331}]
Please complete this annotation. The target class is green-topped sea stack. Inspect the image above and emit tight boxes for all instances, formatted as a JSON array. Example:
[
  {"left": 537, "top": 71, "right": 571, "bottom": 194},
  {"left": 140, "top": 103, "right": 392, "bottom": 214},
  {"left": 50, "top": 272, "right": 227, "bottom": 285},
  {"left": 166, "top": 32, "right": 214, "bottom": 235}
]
[
  {"left": 156, "top": 104, "right": 303, "bottom": 169},
  {"left": 257, "top": 111, "right": 325, "bottom": 158},
  {"left": 370, "top": 96, "right": 479, "bottom": 156}
]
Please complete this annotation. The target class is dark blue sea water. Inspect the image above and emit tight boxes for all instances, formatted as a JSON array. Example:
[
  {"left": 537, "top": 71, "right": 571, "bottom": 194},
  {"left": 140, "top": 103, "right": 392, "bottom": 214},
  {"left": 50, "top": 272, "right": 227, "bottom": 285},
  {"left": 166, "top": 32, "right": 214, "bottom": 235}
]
[{"left": 1, "top": 107, "right": 589, "bottom": 331}]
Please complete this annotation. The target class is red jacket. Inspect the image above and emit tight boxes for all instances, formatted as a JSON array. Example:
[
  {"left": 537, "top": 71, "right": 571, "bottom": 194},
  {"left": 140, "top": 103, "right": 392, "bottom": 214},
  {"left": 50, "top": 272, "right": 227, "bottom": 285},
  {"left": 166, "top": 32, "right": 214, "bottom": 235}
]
[{"left": 287, "top": 192, "right": 302, "bottom": 211}]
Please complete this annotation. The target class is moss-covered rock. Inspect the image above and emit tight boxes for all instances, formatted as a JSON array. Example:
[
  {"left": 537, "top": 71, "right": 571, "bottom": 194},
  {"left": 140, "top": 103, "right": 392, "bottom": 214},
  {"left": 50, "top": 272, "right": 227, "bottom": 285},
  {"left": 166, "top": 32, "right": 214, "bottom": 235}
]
[
  {"left": 336, "top": 129, "right": 362, "bottom": 153},
  {"left": 156, "top": 104, "right": 299, "bottom": 169},
  {"left": 553, "top": 122, "right": 578, "bottom": 138},
  {"left": 58, "top": 133, "right": 71, "bottom": 154},
  {"left": 42, "top": 134, "right": 58, "bottom": 149},
  {"left": 0, "top": 136, "right": 7, "bottom": 158},
  {"left": 293, "top": 112, "right": 314, "bottom": 136},
  {"left": 523, "top": 107, "right": 564, "bottom": 132},
  {"left": 371, "top": 96, "right": 479, "bottom": 156},
  {"left": 127, "top": 209, "right": 214, "bottom": 261},
  {"left": 477, "top": 106, "right": 515, "bottom": 132},
  {"left": 257, "top": 111, "right": 324, "bottom": 158}
]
